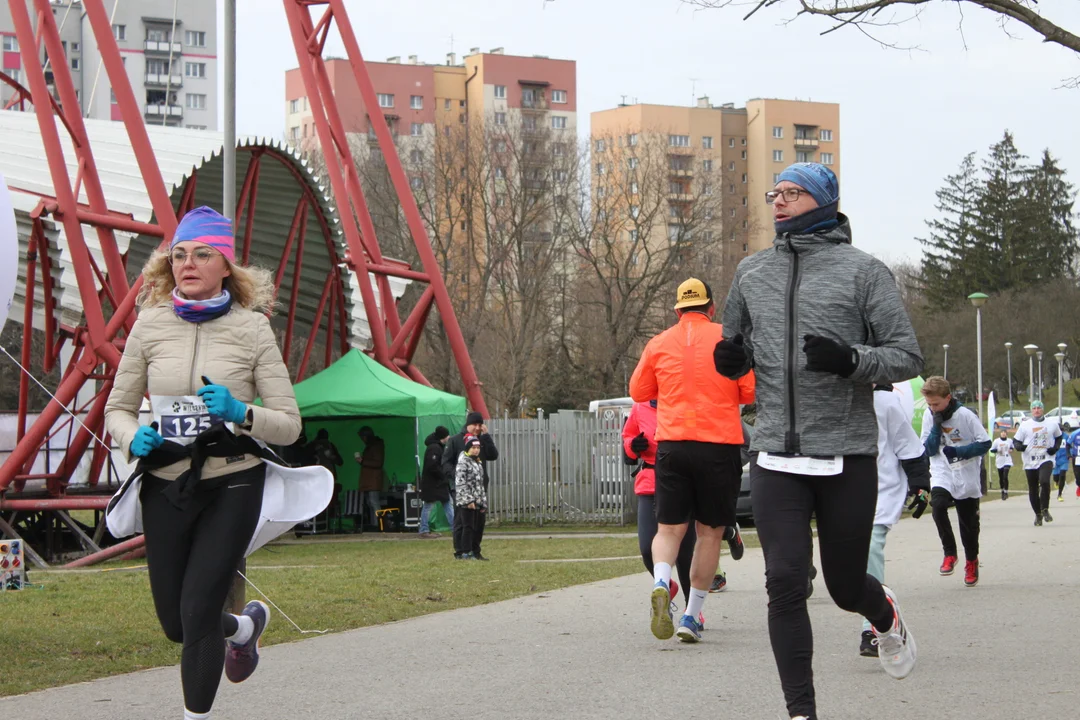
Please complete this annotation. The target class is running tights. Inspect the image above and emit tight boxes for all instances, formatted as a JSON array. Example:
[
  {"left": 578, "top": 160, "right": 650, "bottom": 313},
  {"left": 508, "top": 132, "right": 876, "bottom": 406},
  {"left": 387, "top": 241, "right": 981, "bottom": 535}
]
[
  {"left": 1025, "top": 463, "right": 1052, "bottom": 516},
  {"left": 637, "top": 494, "right": 695, "bottom": 603},
  {"left": 997, "top": 467, "right": 1010, "bottom": 493},
  {"left": 140, "top": 465, "right": 265, "bottom": 714}
]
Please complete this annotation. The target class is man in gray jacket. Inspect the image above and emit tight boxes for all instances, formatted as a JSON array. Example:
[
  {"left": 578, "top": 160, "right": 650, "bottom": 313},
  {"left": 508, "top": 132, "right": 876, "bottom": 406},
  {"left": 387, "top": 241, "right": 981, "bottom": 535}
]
[{"left": 713, "top": 163, "right": 924, "bottom": 720}]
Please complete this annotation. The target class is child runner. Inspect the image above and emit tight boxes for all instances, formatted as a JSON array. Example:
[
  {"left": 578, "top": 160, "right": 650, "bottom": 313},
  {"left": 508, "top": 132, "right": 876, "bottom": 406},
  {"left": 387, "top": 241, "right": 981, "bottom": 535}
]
[
  {"left": 921, "top": 377, "right": 990, "bottom": 587},
  {"left": 859, "top": 383, "right": 930, "bottom": 657},
  {"left": 990, "top": 430, "right": 1014, "bottom": 501},
  {"left": 1053, "top": 424, "right": 1071, "bottom": 502},
  {"left": 1013, "top": 400, "right": 1062, "bottom": 526}
]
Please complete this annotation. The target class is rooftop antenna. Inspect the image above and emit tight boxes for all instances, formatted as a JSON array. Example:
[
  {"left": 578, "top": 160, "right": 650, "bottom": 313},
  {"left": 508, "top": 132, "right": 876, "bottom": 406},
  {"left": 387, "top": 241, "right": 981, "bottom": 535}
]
[{"left": 689, "top": 77, "right": 700, "bottom": 106}]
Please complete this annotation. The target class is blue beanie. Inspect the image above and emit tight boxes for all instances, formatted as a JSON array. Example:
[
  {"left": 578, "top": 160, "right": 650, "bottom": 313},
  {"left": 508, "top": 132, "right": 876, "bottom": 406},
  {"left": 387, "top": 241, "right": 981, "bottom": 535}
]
[{"left": 777, "top": 163, "right": 839, "bottom": 208}]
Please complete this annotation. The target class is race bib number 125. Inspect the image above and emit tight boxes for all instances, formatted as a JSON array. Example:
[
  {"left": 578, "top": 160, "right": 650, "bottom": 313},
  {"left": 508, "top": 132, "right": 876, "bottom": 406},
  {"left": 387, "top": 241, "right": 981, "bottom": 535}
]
[{"left": 150, "top": 395, "right": 222, "bottom": 445}]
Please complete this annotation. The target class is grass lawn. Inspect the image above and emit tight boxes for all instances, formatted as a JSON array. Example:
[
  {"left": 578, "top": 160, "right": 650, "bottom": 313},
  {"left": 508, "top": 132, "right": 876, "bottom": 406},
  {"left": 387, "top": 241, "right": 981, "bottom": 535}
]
[{"left": 1, "top": 535, "right": 648, "bottom": 698}]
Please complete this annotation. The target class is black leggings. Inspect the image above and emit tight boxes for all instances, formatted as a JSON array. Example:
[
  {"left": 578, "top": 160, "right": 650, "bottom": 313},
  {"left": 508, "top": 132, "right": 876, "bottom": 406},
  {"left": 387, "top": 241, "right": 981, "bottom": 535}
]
[
  {"left": 1054, "top": 472, "right": 1066, "bottom": 498},
  {"left": 750, "top": 455, "right": 893, "bottom": 720},
  {"left": 997, "top": 467, "right": 1010, "bottom": 492},
  {"left": 140, "top": 465, "right": 265, "bottom": 714},
  {"left": 637, "top": 494, "right": 695, "bottom": 603},
  {"left": 1025, "top": 463, "right": 1052, "bottom": 515},
  {"left": 930, "top": 488, "right": 980, "bottom": 560}
]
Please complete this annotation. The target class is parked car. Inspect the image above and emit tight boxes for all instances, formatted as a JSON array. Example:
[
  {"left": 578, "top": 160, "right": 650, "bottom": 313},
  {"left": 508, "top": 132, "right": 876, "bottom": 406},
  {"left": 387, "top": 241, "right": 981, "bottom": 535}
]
[
  {"left": 993, "top": 410, "right": 1029, "bottom": 432},
  {"left": 1047, "top": 407, "right": 1080, "bottom": 428}
]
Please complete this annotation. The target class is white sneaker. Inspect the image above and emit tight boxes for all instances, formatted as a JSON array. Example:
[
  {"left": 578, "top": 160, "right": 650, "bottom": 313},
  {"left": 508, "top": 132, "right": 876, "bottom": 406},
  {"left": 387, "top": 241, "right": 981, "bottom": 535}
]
[
  {"left": 792, "top": 716, "right": 810, "bottom": 720},
  {"left": 874, "top": 585, "right": 916, "bottom": 679}
]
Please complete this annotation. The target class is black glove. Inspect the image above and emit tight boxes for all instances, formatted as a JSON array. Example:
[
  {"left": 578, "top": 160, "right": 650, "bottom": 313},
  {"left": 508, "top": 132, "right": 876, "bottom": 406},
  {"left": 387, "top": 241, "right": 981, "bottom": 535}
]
[
  {"left": 942, "top": 446, "right": 959, "bottom": 464},
  {"left": 906, "top": 490, "right": 929, "bottom": 519},
  {"left": 629, "top": 432, "right": 649, "bottom": 456},
  {"left": 713, "top": 334, "right": 749, "bottom": 378},
  {"left": 802, "top": 335, "right": 858, "bottom": 378},
  {"left": 932, "top": 412, "right": 946, "bottom": 428}
]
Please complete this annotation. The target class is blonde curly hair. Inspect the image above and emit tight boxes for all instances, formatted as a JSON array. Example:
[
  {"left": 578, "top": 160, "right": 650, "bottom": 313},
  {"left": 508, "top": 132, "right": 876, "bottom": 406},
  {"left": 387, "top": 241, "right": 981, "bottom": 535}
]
[{"left": 137, "top": 249, "right": 278, "bottom": 314}]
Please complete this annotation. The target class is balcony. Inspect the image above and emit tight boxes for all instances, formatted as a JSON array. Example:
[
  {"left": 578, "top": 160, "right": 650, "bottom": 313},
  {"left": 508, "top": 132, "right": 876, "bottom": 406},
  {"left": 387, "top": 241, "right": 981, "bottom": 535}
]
[
  {"left": 144, "top": 73, "right": 183, "bottom": 87},
  {"left": 668, "top": 193, "right": 695, "bottom": 203},
  {"left": 145, "top": 40, "right": 183, "bottom": 54},
  {"left": 668, "top": 166, "right": 694, "bottom": 178},
  {"left": 794, "top": 136, "right": 820, "bottom": 149},
  {"left": 522, "top": 178, "right": 548, "bottom": 193},
  {"left": 521, "top": 98, "right": 549, "bottom": 113},
  {"left": 145, "top": 103, "right": 183, "bottom": 119}
]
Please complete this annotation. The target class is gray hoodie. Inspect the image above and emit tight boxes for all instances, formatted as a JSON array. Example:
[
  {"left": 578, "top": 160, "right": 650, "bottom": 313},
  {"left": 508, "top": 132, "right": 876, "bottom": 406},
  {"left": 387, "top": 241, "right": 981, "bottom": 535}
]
[{"left": 721, "top": 215, "right": 923, "bottom": 457}]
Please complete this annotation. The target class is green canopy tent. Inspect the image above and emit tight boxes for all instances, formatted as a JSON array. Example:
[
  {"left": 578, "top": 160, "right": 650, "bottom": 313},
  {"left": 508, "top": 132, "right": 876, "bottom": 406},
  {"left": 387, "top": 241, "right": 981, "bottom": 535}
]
[{"left": 292, "top": 349, "right": 466, "bottom": 531}]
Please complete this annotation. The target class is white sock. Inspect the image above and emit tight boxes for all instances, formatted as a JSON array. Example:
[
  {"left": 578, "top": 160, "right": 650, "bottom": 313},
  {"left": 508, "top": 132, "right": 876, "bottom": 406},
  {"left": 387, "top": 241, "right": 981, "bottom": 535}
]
[
  {"left": 653, "top": 562, "right": 672, "bottom": 588},
  {"left": 184, "top": 709, "right": 211, "bottom": 720},
  {"left": 685, "top": 587, "right": 708, "bottom": 618},
  {"left": 226, "top": 614, "right": 254, "bottom": 645}
]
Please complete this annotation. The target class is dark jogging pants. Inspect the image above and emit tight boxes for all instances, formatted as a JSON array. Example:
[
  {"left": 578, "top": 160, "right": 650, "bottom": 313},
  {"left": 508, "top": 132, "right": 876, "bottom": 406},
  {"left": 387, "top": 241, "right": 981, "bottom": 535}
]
[
  {"left": 140, "top": 465, "right": 265, "bottom": 714},
  {"left": 1026, "top": 462, "right": 1053, "bottom": 516},
  {"left": 637, "top": 494, "right": 695, "bottom": 603},
  {"left": 750, "top": 455, "right": 894, "bottom": 720},
  {"left": 930, "top": 488, "right": 980, "bottom": 561}
]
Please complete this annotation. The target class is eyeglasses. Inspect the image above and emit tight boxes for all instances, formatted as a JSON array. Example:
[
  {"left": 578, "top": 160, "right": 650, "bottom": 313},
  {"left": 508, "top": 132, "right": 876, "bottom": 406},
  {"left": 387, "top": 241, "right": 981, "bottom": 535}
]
[
  {"left": 169, "top": 248, "right": 221, "bottom": 266},
  {"left": 765, "top": 188, "right": 807, "bottom": 205}
]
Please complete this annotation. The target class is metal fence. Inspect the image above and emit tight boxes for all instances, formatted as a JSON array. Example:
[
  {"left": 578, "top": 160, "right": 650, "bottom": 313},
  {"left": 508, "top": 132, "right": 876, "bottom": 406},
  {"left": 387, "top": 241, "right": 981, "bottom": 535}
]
[{"left": 486, "top": 409, "right": 636, "bottom": 525}]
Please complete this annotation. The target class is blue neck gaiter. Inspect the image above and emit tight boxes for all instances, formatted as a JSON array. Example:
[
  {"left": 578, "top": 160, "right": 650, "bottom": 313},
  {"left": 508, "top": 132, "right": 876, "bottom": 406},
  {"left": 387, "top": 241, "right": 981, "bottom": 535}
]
[{"left": 775, "top": 200, "right": 839, "bottom": 236}]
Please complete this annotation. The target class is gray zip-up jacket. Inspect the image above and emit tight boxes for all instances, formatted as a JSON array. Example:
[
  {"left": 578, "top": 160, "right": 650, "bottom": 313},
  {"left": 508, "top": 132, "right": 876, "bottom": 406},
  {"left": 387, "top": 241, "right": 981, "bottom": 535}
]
[{"left": 721, "top": 215, "right": 923, "bottom": 457}]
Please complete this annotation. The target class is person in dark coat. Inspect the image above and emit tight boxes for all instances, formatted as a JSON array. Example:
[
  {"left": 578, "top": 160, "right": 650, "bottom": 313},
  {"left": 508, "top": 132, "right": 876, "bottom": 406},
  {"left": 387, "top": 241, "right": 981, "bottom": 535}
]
[
  {"left": 419, "top": 426, "right": 452, "bottom": 538},
  {"left": 442, "top": 411, "right": 499, "bottom": 559}
]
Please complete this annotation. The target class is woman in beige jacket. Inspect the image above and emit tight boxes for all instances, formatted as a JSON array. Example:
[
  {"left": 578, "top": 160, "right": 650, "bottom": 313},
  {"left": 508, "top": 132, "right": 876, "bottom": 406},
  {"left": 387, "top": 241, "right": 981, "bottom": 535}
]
[{"left": 104, "top": 206, "right": 301, "bottom": 720}]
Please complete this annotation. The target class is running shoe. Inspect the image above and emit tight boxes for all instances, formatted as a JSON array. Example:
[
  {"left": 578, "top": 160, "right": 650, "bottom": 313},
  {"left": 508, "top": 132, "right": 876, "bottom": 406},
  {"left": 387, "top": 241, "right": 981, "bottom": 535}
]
[
  {"left": 1035, "top": 515, "right": 1043, "bottom": 527},
  {"left": 1044, "top": 510, "right": 1053, "bottom": 523},
  {"left": 964, "top": 559, "right": 979, "bottom": 587},
  {"left": 698, "top": 613, "right": 705, "bottom": 630},
  {"left": 225, "top": 600, "right": 270, "bottom": 684},
  {"left": 939, "top": 555, "right": 958, "bottom": 576},
  {"left": 710, "top": 572, "right": 728, "bottom": 593},
  {"left": 1001, "top": 490, "right": 1007, "bottom": 501},
  {"left": 675, "top": 614, "right": 704, "bottom": 643},
  {"left": 650, "top": 580, "right": 674, "bottom": 640},
  {"left": 859, "top": 629, "right": 879, "bottom": 657},
  {"left": 1059, "top": 496, "right": 1065, "bottom": 503},
  {"left": 725, "top": 524, "right": 745, "bottom": 561},
  {"left": 874, "top": 585, "right": 917, "bottom": 679}
]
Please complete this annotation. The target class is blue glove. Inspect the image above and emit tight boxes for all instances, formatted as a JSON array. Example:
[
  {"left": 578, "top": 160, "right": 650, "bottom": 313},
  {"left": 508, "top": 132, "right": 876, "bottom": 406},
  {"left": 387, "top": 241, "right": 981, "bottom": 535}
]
[
  {"left": 197, "top": 382, "right": 248, "bottom": 425},
  {"left": 942, "top": 445, "right": 959, "bottom": 464},
  {"left": 130, "top": 424, "right": 164, "bottom": 458}
]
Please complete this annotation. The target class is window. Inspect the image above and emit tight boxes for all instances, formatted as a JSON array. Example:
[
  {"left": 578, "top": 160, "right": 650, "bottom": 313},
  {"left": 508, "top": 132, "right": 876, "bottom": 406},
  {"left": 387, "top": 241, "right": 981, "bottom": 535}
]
[
  {"left": 410, "top": 177, "right": 422, "bottom": 190},
  {"left": 820, "top": 129, "right": 833, "bottom": 141},
  {"left": 7, "top": 68, "right": 19, "bottom": 84},
  {"left": 551, "top": 116, "right": 567, "bottom": 129},
  {"left": 185, "top": 30, "right": 206, "bottom": 47},
  {"left": 409, "top": 149, "right": 422, "bottom": 163},
  {"left": 459, "top": 114, "right": 465, "bottom": 124},
  {"left": 628, "top": 133, "right": 638, "bottom": 147},
  {"left": 70, "top": 57, "right": 79, "bottom": 70},
  {"left": 494, "top": 112, "right": 506, "bottom": 126},
  {"left": 628, "top": 157, "right": 639, "bottom": 170},
  {"left": 596, "top": 162, "right": 606, "bottom": 176},
  {"left": 495, "top": 141, "right": 507, "bottom": 153},
  {"left": 668, "top": 226, "right": 681, "bottom": 241},
  {"left": 703, "top": 159, "right": 713, "bottom": 172},
  {"left": 2, "top": 35, "right": 18, "bottom": 52},
  {"left": 730, "top": 209, "right": 736, "bottom": 218},
  {"left": 289, "top": 126, "right": 300, "bottom": 141},
  {"left": 494, "top": 167, "right": 505, "bottom": 179},
  {"left": 71, "top": 42, "right": 79, "bottom": 52},
  {"left": 444, "top": 98, "right": 451, "bottom": 110},
  {"left": 631, "top": 182, "right": 639, "bottom": 194},
  {"left": 185, "top": 62, "right": 207, "bottom": 78},
  {"left": 729, "top": 184, "right": 735, "bottom": 194},
  {"left": 703, "top": 183, "right": 713, "bottom": 196},
  {"left": 743, "top": 243, "right": 748, "bottom": 252},
  {"left": 629, "top": 229, "right": 639, "bottom": 242},
  {"left": 702, "top": 136, "right": 713, "bottom": 149},
  {"left": 113, "top": 24, "right": 126, "bottom": 41},
  {"left": 495, "top": 194, "right": 507, "bottom": 207},
  {"left": 728, "top": 161, "right": 735, "bottom": 171},
  {"left": 410, "top": 122, "right": 422, "bottom": 137},
  {"left": 596, "top": 186, "right": 607, "bottom": 199},
  {"left": 741, "top": 150, "right": 747, "bottom": 160},
  {"left": 553, "top": 143, "right": 565, "bottom": 157},
  {"left": 523, "top": 115, "right": 537, "bottom": 131},
  {"left": 377, "top": 93, "right": 394, "bottom": 108},
  {"left": 772, "top": 126, "right": 783, "bottom": 139},
  {"left": 704, "top": 231, "right": 714, "bottom": 243},
  {"left": 821, "top": 152, "right": 834, "bottom": 166},
  {"left": 551, "top": 89, "right": 567, "bottom": 104},
  {"left": 443, "top": 126, "right": 451, "bottom": 137},
  {"left": 289, "top": 98, "right": 300, "bottom": 113},
  {"left": 410, "top": 95, "right": 423, "bottom": 110},
  {"left": 595, "top": 139, "right": 606, "bottom": 152},
  {"left": 670, "top": 181, "right": 683, "bottom": 194},
  {"left": 669, "top": 206, "right": 681, "bottom": 219},
  {"left": 728, "top": 138, "right": 735, "bottom": 148},
  {"left": 186, "top": 93, "right": 207, "bottom": 110},
  {"left": 494, "top": 85, "right": 506, "bottom": 99},
  {"left": 796, "top": 151, "right": 813, "bottom": 163},
  {"left": 743, "top": 220, "right": 748, "bottom": 229},
  {"left": 460, "top": 99, "right": 466, "bottom": 107},
  {"left": 742, "top": 173, "right": 747, "bottom": 183},
  {"left": 742, "top": 196, "right": 748, "bottom": 206},
  {"left": 773, "top": 149, "right": 784, "bottom": 162},
  {"left": 669, "top": 134, "right": 690, "bottom": 147},
  {"left": 186, "top": 125, "right": 207, "bottom": 130},
  {"left": 555, "top": 170, "right": 568, "bottom": 183},
  {"left": 773, "top": 173, "right": 781, "bottom": 183}
]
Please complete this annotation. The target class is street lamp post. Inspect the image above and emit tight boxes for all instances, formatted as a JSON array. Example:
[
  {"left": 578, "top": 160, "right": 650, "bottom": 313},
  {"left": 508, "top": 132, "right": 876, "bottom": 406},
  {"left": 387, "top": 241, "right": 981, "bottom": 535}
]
[
  {"left": 1025, "top": 344, "right": 1038, "bottom": 403},
  {"left": 1056, "top": 351, "right": 1066, "bottom": 422},
  {"left": 968, "top": 293, "right": 988, "bottom": 423},
  {"left": 1038, "top": 351, "right": 1045, "bottom": 401},
  {"left": 1005, "top": 342, "right": 1014, "bottom": 419},
  {"left": 943, "top": 344, "right": 950, "bottom": 380},
  {"left": 1058, "top": 343, "right": 1068, "bottom": 412}
]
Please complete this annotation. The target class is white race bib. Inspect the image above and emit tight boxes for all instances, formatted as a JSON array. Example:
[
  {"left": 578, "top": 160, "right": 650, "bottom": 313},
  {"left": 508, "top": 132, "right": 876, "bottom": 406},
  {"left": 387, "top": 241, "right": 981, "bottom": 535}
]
[
  {"left": 151, "top": 395, "right": 233, "bottom": 446},
  {"left": 758, "top": 452, "right": 844, "bottom": 476}
]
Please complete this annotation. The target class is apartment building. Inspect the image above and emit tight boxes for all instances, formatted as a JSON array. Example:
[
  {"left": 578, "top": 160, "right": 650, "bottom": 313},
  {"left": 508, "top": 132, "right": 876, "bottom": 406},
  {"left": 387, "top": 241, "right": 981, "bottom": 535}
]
[
  {"left": 590, "top": 97, "right": 839, "bottom": 288},
  {"left": 0, "top": 0, "right": 219, "bottom": 130}
]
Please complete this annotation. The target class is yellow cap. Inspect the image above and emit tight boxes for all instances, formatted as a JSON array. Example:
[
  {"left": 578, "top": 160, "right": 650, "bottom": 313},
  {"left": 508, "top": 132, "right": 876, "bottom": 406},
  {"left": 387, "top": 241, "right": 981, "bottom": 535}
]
[{"left": 674, "top": 278, "right": 712, "bottom": 310}]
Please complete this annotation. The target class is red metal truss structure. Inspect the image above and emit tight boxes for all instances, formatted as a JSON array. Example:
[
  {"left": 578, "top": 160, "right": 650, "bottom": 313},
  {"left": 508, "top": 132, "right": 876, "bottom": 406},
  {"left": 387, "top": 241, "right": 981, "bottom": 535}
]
[{"left": 0, "top": 0, "right": 486, "bottom": 565}]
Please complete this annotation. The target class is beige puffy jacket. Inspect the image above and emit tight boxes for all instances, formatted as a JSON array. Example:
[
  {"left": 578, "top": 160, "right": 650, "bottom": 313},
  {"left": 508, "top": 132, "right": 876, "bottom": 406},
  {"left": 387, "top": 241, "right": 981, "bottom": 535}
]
[{"left": 104, "top": 303, "right": 302, "bottom": 481}]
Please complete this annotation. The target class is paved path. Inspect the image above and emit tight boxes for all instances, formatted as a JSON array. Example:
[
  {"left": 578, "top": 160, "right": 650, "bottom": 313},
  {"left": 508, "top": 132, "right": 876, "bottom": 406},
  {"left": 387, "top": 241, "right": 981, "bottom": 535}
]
[{"left": 4, "top": 492, "right": 1077, "bottom": 719}]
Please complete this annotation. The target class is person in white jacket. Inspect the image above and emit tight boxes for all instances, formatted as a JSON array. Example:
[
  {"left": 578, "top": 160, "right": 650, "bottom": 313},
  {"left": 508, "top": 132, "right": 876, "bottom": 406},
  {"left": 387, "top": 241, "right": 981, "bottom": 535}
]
[
  {"left": 990, "top": 430, "right": 1014, "bottom": 501},
  {"left": 859, "top": 383, "right": 930, "bottom": 658},
  {"left": 920, "top": 377, "right": 991, "bottom": 588}
]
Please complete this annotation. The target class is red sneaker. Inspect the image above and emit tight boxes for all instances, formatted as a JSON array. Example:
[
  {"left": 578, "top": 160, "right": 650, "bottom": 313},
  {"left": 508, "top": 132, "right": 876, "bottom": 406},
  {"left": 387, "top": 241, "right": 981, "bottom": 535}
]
[
  {"left": 939, "top": 555, "right": 958, "bottom": 576},
  {"left": 669, "top": 579, "right": 679, "bottom": 602},
  {"left": 964, "top": 559, "right": 979, "bottom": 587}
]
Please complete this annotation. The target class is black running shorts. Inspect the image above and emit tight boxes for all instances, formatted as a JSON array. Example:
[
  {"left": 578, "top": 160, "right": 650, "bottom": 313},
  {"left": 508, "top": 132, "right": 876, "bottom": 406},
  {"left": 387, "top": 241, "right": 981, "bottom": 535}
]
[{"left": 654, "top": 440, "right": 742, "bottom": 528}]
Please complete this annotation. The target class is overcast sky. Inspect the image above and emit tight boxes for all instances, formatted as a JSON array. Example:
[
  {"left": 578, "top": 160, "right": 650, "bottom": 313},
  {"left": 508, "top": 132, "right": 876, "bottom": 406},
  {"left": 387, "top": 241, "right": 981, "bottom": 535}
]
[{"left": 219, "top": 0, "right": 1080, "bottom": 266}]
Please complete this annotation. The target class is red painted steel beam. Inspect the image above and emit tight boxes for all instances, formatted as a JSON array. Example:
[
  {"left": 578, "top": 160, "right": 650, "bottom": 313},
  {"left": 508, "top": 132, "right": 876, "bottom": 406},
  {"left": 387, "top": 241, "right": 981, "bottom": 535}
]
[
  {"left": 0, "top": 497, "right": 110, "bottom": 511},
  {"left": 296, "top": 271, "right": 334, "bottom": 381},
  {"left": 388, "top": 286, "right": 434, "bottom": 359},
  {"left": 274, "top": 197, "right": 307, "bottom": 291},
  {"left": 64, "top": 535, "right": 144, "bottom": 568},
  {"left": 282, "top": 209, "right": 307, "bottom": 360}
]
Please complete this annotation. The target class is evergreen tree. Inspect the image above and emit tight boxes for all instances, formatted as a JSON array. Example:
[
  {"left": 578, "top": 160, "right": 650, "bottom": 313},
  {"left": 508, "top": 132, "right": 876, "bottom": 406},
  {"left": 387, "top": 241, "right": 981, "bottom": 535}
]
[
  {"left": 918, "top": 152, "right": 984, "bottom": 308},
  {"left": 1024, "top": 149, "right": 1078, "bottom": 280},
  {"left": 971, "top": 131, "right": 1032, "bottom": 293}
]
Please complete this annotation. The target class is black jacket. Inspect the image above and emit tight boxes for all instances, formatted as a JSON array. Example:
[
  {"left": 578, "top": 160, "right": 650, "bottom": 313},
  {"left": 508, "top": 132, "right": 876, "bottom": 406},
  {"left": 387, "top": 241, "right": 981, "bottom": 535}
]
[
  {"left": 442, "top": 427, "right": 499, "bottom": 490},
  {"left": 420, "top": 433, "right": 450, "bottom": 502}
]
